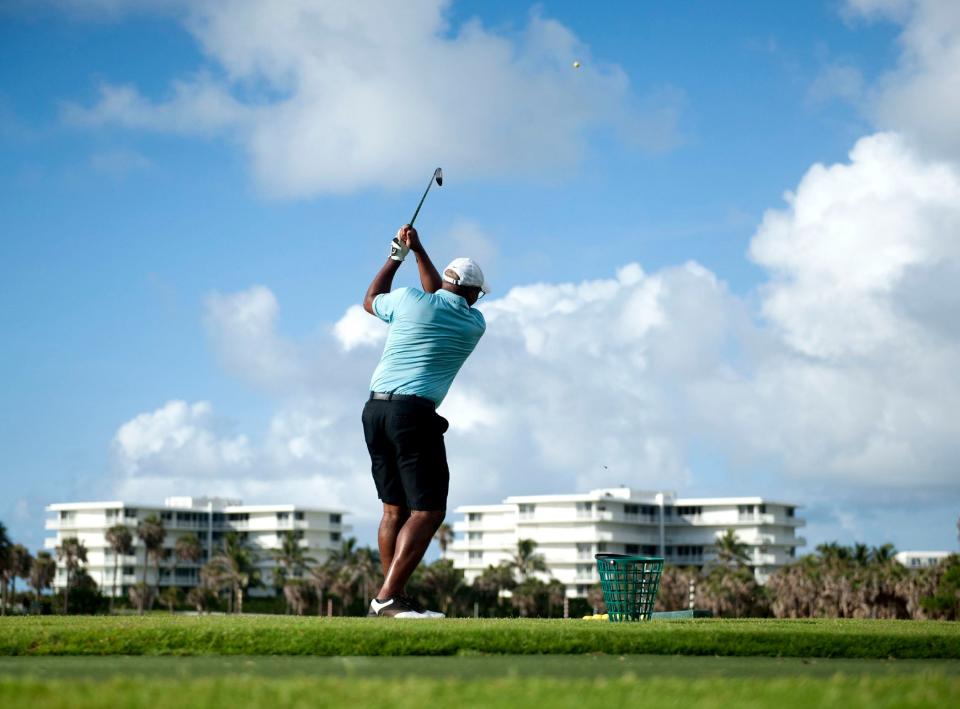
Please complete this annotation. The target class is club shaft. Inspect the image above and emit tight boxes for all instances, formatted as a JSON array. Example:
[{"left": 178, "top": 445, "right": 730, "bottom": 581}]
[{"left": 409, "top": 174, "right": 436, "bottom": 226}]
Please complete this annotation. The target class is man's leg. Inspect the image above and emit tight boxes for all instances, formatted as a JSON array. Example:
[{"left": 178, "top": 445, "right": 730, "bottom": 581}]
[
  {"left": 376, "top": 509, "right": 444, "bottom": 600},
  {"left": 377, "top": 503, "right": 410, "bottom": 577}
]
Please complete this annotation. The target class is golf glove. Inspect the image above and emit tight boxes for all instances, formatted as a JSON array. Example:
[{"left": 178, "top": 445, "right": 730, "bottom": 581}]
[{"left": 389, "top": 237, "right": 409, "bottom": 262}]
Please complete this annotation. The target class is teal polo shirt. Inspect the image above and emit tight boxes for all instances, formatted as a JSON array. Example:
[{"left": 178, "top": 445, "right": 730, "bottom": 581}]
[{"left": 370, "top": 287, "right": 486, "bottom": 405}]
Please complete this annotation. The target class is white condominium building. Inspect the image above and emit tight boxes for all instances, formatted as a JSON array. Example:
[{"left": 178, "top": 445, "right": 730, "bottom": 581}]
[
  {"left": 447, "top": 487, "right": 805, "bottom": 596},
  {"left": 44, "top": 496, "right": 350, "bottom": 597},
  {"left": 895, "top": 551, "right": 953, "bottom": 569}
]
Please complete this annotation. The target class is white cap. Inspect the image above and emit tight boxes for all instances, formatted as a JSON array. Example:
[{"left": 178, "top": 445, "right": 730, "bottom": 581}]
[{"left": 443, "top": 257, "right": 490, "bottom": 294}]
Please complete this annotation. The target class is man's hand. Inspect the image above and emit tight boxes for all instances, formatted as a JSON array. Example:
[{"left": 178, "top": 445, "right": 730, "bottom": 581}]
[
  {"left": 389, "top": 226, "right": 410, "bottom": 262},
  {"left": 399, "top": 224, "right": 422, "bottom": 254}
]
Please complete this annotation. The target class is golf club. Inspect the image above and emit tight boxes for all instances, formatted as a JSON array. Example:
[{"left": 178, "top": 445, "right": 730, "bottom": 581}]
[{"left": 409, "top": 167, "right": 443, "bottom": 227}]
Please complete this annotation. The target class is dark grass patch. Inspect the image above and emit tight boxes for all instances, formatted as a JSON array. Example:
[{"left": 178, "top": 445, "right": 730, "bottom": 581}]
[
  {"left": 1, "top": 617, "right": 958, "bottom": 659},
  {"left": 1, "top": 675, "right": 958, "bottom": 708},
  {"left": 1, "top": 654, "right": 959, "bottom": 680}
]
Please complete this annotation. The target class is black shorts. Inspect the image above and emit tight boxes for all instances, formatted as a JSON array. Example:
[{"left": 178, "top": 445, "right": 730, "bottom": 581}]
[{"left": 362, "top": 397, "right": 450, "bottom": 511}]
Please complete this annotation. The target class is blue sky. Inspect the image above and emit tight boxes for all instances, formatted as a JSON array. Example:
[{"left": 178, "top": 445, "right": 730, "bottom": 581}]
[{"left": 2, "top": 0, "right": 958, "bottom": 555}]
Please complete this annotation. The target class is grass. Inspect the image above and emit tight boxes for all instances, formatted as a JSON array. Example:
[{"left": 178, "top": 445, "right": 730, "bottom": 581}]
[
  {"left": 1, "top": 654, "right": 959, "bottom": 680},
  {"left": 1, "top": 675, "right": 957, "bottom": 708},
  {"left": 1, "top": 616, "right": 958, "bottom": 658}
]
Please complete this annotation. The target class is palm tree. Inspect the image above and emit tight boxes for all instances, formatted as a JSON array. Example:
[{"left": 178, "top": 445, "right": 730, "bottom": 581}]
[
  {"left": 105, "top": 524, "right": 133, "bottom": 612},
  {"left": 327, "top": 538, "right": 361, "bottom": 614},
  {"left": 174, "top": 533, "right": 203, "bottom": 597},
  {"left": 511, "top": 577, "right": 546, "bottom": 617},
  {"left": 203, "top": 533, "right": 259, "bottom": 614},
  {"left": 186, "top": 585, "right": 215, "bottom": 613},
  {"left": 870, "top": 543, "right": 897, "bottom": 565},
  {"left": 9, "top": 545, "right": 32, "bottom": 613},
  {"left": 714, "top": 529, "right": 750, "bottom": 567},
  {"left": 282, "top": 580, "right": 311, "bottom": 615},
  {"left": 271, "top": 532, "right": 316, "bottom": 613},
  {"left": 816, "top": 542, "right": 852, "bottom": 563},
  {"left": 159, "top": 586, "right": 181, "bottom": 613},
  {"left": 420, "top": 559, "right": 464, "bottom": 615},
  {"left": 510, "top": 539, "right": 547, "bottom": 582},
  {"left": 29, "top": 551, "right": 56, "bottom": 605},
  {"left": 137, "top": 514, "right": 166, "bottom": 603},
  {"left": 473, "top": 562, "right": 517, "bottom": 614},
  {"left": 0, "top": 522, "right": 11, "bottom": 615},
  {"left": 56, "top": 536, "right": 87, "bottom": 614},
  {"left": 353, "top": 547, "right": 381, "bottom": 609},
  {"left": 1, "top": 543, "right": 31, "bottom": 615},
  {"left": 434, "top": 523, "right": 454, "bottom": 557},
  {"left": 852, "top": 543, "right": 871, "bottom": 566},
  {"left": 307, "top": 561, "right": 334, "bottom": 616},
  {"left": 545, "top": 578, "right": 567, "bottom": 618}
]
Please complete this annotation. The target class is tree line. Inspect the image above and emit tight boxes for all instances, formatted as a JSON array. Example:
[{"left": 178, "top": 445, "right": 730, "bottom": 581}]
[
  {"left": 652, "top": 532, "right": 960, "bottom": 620},
  {"left": 3, "top": 519, "right": 957, "bottom": 619}
]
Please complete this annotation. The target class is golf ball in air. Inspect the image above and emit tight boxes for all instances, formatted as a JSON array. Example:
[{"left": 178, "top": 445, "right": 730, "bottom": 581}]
[{"left": 573, "top": 61, "right": 581, "bottom": 68}]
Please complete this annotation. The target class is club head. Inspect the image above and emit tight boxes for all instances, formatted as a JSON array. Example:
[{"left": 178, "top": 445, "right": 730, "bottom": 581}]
[{"left": 434, "top": 167, "right": 443, "bottom": 186}]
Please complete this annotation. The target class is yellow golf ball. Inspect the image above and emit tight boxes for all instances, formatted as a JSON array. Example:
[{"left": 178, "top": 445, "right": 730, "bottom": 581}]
[{"left": 573, "top": 61, "right": 581, "bottom": 69}]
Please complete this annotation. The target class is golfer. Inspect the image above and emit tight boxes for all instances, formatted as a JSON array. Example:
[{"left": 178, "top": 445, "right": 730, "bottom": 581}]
[{"left": 362, "top": 224, "right": 488, "bottom": 618}]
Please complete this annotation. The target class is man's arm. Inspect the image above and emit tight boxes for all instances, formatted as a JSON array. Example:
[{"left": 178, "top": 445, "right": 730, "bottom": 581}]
[
  {"left": 363, "top": 258, "right": 402, "bottom": 315},
  {"left": 402, "top": 226, "right": 442, "bottom": 293}
]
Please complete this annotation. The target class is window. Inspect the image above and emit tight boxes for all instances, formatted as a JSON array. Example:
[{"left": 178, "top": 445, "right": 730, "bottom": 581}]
[
  {"left": 597, "top": 542, "right": 608, "bottom": 553},
  {"left": 59, "top": 511, "right": 76, "bottom": 522},
  {"left": 276, "top": 512, "right": 290, "bottom": 522},
  {"left": 641, "top": 545, "right": 658, "bottom": 556},
  {"left": 294, "top": 511, "right": 304, "bottom": 521},
  {"left": 576, "top": 564, "right": 594, "bottom": 577},
  {"left": 122, "top": 566, "right": 135, "bottom": 575},
  {"left": 786, "top": 507, "right": 795, "bottom": 518},
  {"left": 468, "top": 532, "right": 483, "bottom": 542},
  {"left": 124, "top": 508, "right": 138, "bottom": 519},
  {"left": 758, "top": 504, "right": 766, "bottom": 514},
  {"left": 293, "top": 530, "right": 304, "bottom": 540},
  {"left": 624, "top": 504, "right": 639, "bottom": 515},
  {"left": 518, "top": 503, "right": 535, "bottom": 519},
  {"left": 788, "top": 547, "right": 796, "bottom": 558},
  {"left": 468, "top": 551, "right": 483, "bottom": 561},
  {"left": 738, "top": 504, "right": 755, "bottom": 515},
  {"left": 577, "top": 585, "right": 589, "bottom": 596},
  {"left": 676, "top": 506, "right": 702, "bottom": 516},
  {"left": 576, "top": 502, "right": 593, "bottom": 515},
  {"left": 468, "top": 512, "right": 482, "bottom": 522},
  {"left": 161, "top": 511, "right": 173, "bottom": 522},
  {"left": 228, "top": 513, "right": 249, "bottom": 522},
  {"left": 330, "top": 513, "right": 342, "bottom": 524},
  {"left": 625, "top": 544, "right": 639, "bottom": 554},
  {"left": 330, "top": 532, "right": 341, "bottom": 542}
]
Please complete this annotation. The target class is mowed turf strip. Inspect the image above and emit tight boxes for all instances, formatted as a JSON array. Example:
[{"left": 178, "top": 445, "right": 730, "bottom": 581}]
[
  {"left": 1, "top": 654, "right": 959, "bottom": 680},
  {"left": 1, "top": 617, "right": 958, "bottom": 658},
  {"left": 1, "top": 675, "right": 958, "bottom": 708}
]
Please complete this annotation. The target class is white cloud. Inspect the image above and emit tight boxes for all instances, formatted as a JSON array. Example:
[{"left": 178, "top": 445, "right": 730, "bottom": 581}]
[
  {"left": 60, "top": 0, "right": 684, "bottom": 197},
  {"left": 203, "top": 285, "right": 308, "bottom": 392},
  {"left": 846, "top": 0, "right": 960, "bottom": 161},
  {"left": 333, "top": 304, "right": 385, "bottom": 352},
  {"left": 112, "top": 400, "right": 252, "bottom": 477},
  {"left": 749, "top": 131, "right": 960, "bottom": 359}
]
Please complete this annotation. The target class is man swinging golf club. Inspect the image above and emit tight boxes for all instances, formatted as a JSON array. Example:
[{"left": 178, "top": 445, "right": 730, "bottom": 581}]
[{"left": 362, "top": 222, "right": 488, "bottom": 618}]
